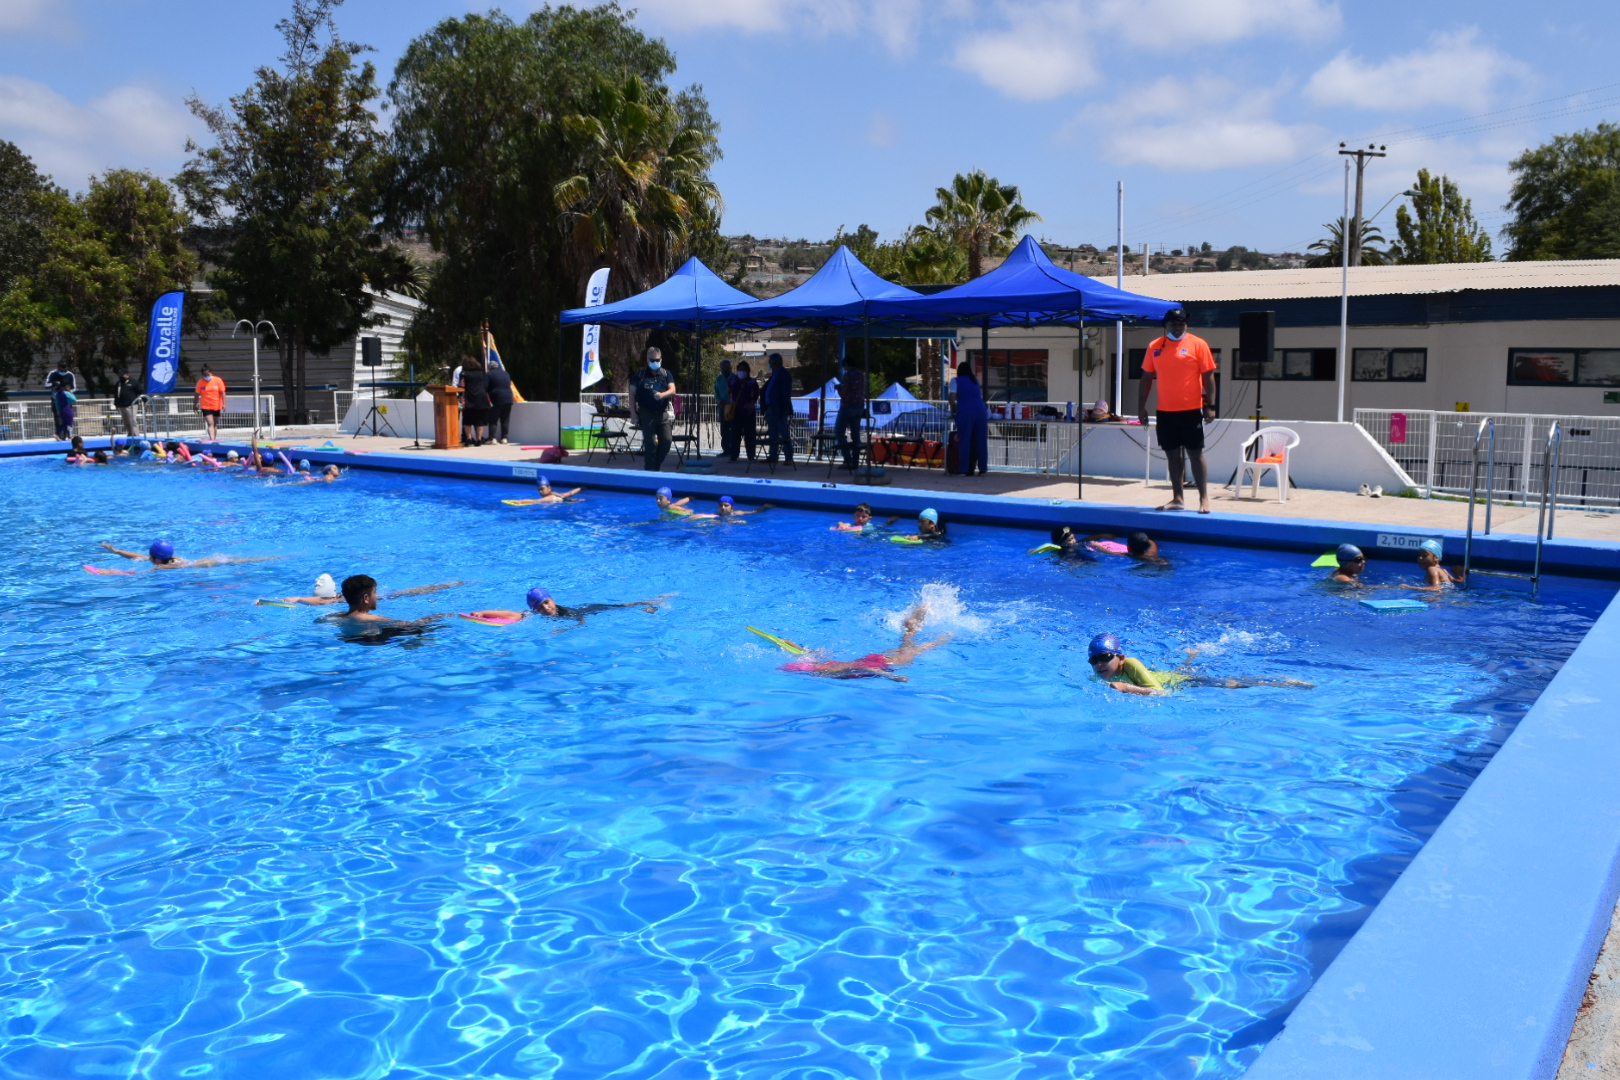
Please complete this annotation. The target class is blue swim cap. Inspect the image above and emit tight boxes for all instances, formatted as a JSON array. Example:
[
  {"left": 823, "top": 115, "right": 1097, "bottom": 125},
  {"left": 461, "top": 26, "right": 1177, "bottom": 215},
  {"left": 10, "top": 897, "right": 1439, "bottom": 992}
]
[
  {"left": 538, "top": 475, "right": 549, "bottom": 488},
  {"left": 1336, "top": 544, "right": 1364, "bottom": 565},
  {"left": 526, "top": 587, "right": 552, "bottom": 611},
  {"left": 298, "top": 459, "right": 310, "bottom": 471},
  {"left": 113, "top": 436, "right": 127, "bottom": 446},
  {"left": 1089, "top": 633, "right": 1122, "bottom": 658},
  {"left": 919, "top": 508, "right": 939, "bottom": 524},
  {"left": 656, "top": 487, "right": 673, "bottom": 500},
  {"left": 136, "top": 439, "right": 149, "bottom": 451},
  {"left": 720, "top": 496, "right": 734, "bottom": 506},
  {"left": 1419, "top": 539, "right": 1443, "bottom": 557},
  {"left": 149, "top": 540, "right": 175, "bottom": 563}
]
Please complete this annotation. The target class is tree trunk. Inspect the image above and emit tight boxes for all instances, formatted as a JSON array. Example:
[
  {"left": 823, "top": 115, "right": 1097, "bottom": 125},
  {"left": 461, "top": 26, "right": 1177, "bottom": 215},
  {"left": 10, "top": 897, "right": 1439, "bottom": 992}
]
[
  {"left": 294, "top": 326, "right": 307, "bottom": 424},
  {"left": 920, "top": 340, "right": 942, "bottom": 400},
  {"left": 277, "top": 336, "right": 295, "bottom": 425}
]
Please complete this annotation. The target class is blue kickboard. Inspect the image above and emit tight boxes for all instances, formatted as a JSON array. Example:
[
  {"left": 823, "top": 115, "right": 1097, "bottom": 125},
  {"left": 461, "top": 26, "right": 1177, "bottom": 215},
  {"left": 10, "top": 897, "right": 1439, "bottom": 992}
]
[{"left": 1361, "top": 598, "right": 1429, "bottom": 612}]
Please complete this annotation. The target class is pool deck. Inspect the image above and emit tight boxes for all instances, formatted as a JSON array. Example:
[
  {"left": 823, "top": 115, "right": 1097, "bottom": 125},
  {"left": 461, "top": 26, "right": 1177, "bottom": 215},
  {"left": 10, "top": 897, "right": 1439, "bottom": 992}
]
[
  {"left": 8, "top": 432, "right": 1620, "bottom": 1078},
  {"left": 268, "top": 431, "right": 1620, "bottom": 542}
]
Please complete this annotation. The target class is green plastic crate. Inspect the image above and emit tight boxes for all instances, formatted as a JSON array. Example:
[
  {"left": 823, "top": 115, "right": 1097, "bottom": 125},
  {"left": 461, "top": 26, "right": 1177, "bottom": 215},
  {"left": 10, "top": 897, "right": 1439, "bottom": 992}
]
[{"left": 560, "top": 426, "right": 605, "bottom": 449}]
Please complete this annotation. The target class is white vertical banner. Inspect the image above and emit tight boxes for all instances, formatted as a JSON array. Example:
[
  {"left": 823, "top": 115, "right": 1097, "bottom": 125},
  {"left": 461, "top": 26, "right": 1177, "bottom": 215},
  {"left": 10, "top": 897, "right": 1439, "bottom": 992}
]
[{"left": 579, "top": 267, "right": 610, "bottom": 389}]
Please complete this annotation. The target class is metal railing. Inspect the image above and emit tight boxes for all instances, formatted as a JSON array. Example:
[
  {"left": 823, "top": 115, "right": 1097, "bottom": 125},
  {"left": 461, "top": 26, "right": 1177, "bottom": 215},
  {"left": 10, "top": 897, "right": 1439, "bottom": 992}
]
[
  {"left": 1464, "top": 420, "right": 1562, "bottom": 595},
  {"left": 0, "top": 395, "right": 288, "bottom": 442},
  {"left": 1356, "top": 408, "right": 1620, "bottom": 510},
  {"left": 578, "top": 392, "right": 1089, "bottom": 473}
]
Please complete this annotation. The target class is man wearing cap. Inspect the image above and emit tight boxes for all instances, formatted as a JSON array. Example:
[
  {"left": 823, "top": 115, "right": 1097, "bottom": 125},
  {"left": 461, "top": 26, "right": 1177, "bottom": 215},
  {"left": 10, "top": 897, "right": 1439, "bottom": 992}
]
[
  {"left": 633, "top": 347, "right": 676, "bottom": 471},
  {"left": 1137, "top": 308, "right": 1217, "bottom": 513}
]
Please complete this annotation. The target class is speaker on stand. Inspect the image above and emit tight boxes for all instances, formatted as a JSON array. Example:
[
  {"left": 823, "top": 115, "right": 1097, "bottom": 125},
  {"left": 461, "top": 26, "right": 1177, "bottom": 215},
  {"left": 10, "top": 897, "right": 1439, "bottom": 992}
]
[
  {"left": 1231, "top": 311, "right": 1275, "bottom": 486},
  {"left": 356, "top": 336, "right": 389, "bottom": 437}
]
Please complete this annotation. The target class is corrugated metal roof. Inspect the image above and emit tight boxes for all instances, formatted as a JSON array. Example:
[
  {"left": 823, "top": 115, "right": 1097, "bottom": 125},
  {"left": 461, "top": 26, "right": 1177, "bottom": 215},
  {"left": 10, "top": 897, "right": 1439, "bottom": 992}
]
[{"left": 1089, "top": 259, "right": 1620, "bottom": 301}]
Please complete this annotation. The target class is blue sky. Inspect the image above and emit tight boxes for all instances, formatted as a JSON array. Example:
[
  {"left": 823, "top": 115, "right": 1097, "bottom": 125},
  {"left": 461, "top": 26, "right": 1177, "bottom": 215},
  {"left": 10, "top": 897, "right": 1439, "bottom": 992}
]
[{"left": 2, "top": 0, "right": 1615, "bottom": 255}]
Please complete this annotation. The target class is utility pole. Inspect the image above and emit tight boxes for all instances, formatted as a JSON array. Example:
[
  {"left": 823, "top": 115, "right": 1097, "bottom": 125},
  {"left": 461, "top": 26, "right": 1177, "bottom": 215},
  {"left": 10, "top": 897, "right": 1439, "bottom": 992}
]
[
  {"left": 1115, "top": 181, "right": 1124, "bottom": 413},
  {"left": 1338, "top": 142, "right": 1386, "bottom": 267}
]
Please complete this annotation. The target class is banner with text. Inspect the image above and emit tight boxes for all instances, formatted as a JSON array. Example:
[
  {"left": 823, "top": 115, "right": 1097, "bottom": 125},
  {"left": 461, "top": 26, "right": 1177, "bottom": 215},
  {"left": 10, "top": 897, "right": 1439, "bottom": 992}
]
[
  {"left": 580, "top": 267, "right": 610, "bottom": 389},
  {"left": 144, "top": 292, "right": 184, "bottom": 393}
]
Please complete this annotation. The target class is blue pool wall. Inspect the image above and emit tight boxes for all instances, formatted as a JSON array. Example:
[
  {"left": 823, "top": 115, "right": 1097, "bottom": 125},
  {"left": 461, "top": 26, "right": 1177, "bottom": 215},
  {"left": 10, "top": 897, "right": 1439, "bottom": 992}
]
[{"left": 9, "top": 437, "right": 1620, "bottom": 1078}]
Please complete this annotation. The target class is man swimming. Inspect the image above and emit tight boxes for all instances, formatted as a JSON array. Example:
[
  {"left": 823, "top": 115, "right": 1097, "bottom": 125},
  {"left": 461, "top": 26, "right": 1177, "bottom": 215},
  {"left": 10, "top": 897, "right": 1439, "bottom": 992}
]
[
  {"left": 98, "top": 540, "right": 282, "bottom": 570},
  {"left": 464, "top": 587, "right": 672, "bottom": 630},
  {"left": 319, "top": 574, "right": 447, "bottom": 626},
  {"left": 762, "top": 603, "right": 951, "bottom": 683},
  {"left": 1087, "top": 633, "right": 1311, "bottom": 694}
]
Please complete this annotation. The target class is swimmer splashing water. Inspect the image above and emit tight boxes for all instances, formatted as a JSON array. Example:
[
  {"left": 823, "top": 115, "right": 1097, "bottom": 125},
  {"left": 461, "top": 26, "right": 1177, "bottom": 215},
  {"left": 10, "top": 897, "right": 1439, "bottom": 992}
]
[{"left": 750, "top": 603, "right": 951, "bottom": 682}]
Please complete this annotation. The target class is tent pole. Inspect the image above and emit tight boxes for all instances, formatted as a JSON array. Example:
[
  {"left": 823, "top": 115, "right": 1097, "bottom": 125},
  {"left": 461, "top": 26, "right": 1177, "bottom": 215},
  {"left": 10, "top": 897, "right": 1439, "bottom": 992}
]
[
  {"left": 694, "top": 324, "right": 702, "bottom": 457},
  {"left": 555, "top": 322, "right": 564, "bottom": 450},
  {"left": 1077, "top": 317, "right": 1084, "bottom": 502},
  {"left": 862, "top": 318, "right": 872, "bottom": 481},
  {"left": 819, "top": 323, "right": 828, "bottom": 452}
]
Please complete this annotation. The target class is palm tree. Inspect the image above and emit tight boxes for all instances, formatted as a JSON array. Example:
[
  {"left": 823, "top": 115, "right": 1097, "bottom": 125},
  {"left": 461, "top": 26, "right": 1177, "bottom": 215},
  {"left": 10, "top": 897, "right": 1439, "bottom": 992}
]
[
  {"left": 554, "top": 74, "right": 722, "bottom": 385},
  {"left": 924, "top": 170, "right": 1041, "bottom": 279},
  {"left": 1306, "top": 216, "right": 1392, "bottom": 268}
]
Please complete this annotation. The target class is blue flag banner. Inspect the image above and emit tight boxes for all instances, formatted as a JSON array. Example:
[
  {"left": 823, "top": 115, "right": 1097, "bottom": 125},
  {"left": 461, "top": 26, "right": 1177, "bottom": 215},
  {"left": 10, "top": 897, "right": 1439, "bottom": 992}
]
[{"left": 145, "top": 291, "right": 184, "bottom": 393}]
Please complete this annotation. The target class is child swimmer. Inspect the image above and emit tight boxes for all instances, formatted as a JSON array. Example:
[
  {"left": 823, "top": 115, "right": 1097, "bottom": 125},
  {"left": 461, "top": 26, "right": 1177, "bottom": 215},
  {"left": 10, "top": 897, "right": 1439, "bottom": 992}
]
[
  {"left": 464, "top": 587, "right": 672, "bottom": 630},
  {"left": 1403, "top": 539, "right": 1465, "bottom": 592},
  {"left": 1087, "top": 633, "right": 1312, "bottom": 695},
  {"left": 98, "top": 540, "right": 284, "bottom": 571}
]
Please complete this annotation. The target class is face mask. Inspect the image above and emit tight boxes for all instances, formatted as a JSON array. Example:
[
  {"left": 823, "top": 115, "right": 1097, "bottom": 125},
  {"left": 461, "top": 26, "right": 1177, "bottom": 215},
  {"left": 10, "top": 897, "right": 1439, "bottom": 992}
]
[
  {"left": 648, "top": 360, "right": 661, "bottom": 370},
  {"left": 1166, "top": 327, "right": 1186, "bottom": 341}
]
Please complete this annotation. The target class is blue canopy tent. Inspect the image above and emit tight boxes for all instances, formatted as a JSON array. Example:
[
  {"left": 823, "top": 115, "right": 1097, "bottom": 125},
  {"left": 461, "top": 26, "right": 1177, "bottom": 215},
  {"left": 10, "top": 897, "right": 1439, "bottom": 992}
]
[{"left": 558, "top": 258, "right": 759, "bottom": 463}]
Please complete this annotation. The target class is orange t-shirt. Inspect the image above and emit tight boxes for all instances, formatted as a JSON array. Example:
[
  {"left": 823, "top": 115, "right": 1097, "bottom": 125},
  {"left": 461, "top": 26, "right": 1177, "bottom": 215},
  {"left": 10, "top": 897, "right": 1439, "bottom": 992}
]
[
  {"left": 1142, "top": 333, "right": 1216, "bottom": 412},
  {"left": 196, "top": 375, "right": 226, "bottom": 411}
]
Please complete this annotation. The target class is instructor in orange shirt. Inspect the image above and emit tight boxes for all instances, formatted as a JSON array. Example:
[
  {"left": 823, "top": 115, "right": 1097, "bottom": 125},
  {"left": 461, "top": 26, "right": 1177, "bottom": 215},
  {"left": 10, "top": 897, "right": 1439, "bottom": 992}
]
[
  {"left": 194, "top": 365, "right": 227, "bottom": 441},
  {"left": 1137, "top": 307, "right": 1217, "bottom": 513}
]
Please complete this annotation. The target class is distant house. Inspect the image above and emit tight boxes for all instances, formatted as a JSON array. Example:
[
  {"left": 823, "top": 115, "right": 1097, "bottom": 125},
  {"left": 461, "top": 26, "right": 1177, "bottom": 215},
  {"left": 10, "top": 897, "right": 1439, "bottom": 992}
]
[{"left": 742, "top": 254, "right": 766, "bottom": 271}]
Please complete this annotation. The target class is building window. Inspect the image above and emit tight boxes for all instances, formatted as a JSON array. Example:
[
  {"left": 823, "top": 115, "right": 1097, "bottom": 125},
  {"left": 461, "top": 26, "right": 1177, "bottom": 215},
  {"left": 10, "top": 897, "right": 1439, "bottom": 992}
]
[
  {"left": 1507, "top": 348, "right": 1620, "bottom": 386},
  {"left": 1231, "top": 348, "right": 1336, "bottom": 381},
  {"left": 1353, "top": 348, "right": 1427, "bottom": 381},
  {"left": 966, "top": 349, "right": 1049, "bottom": 401}
]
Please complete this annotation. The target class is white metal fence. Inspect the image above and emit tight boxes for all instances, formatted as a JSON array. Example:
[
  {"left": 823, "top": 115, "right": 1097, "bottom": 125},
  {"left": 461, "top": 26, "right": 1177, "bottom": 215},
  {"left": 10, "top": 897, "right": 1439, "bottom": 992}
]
[
  {"left": 0, "top": 395, "right": 279, "bottom": 442},
  {"left": 579, "top": 392, "right": 1086, "bottom": 472},
  {"left": 1355, "top": 408, "right": 1620, "bottom": 509}
]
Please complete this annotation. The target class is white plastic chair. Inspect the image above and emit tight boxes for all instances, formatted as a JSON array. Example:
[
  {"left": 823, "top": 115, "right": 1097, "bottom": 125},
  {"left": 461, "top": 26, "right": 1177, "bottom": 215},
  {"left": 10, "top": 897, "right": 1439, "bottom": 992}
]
[{"left": 1235, "top": 426, "right": 1300, "bottom": 502}]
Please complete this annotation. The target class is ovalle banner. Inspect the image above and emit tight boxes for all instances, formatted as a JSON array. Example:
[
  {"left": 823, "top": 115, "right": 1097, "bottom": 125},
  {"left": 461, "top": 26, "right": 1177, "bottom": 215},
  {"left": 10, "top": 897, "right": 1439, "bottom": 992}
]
[
  {"left": 144, "top": 291, "right": 184, "bottom": 393},
  {"left": 579, "top": 267, "right": 610, "bottom": 389}
]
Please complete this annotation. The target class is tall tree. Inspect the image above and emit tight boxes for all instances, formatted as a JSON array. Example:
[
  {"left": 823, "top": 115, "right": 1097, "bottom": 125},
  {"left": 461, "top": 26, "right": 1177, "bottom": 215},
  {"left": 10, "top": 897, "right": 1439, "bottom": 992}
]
[
  {"left": 1392, "top": 169, "right": 1492, "bottom": 263},
  {"left": 1502, "top": 123, "right": 1620, "bottom": 260},
  {"left": 179, "top": 0, "right": 413, "bottom": 421},
  {"left": 0, "top": 141, "right": 56, "bottom": 384},
  {"left": 0, "top": 170, "right": 207, "bottom": 393},
  {"left": 1305, "top": 217, "right": 1391, "bottom": 268},
  {"left": 387, "top": 5, "right": 718, "bottom": 394},
  {"left": 924, "top": 170, "right": 1041, "bottom": 279}
]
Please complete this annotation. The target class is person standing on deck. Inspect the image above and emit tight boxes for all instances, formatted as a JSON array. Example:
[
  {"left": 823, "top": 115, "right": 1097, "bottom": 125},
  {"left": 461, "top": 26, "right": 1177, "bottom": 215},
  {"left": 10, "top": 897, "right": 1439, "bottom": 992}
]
[
  {"left": 949, "top": 360, "right": 989, "bottom": 476},
  {"left": 762, "top": 353, "right": 795, "bottom": 466},
  {"left": 634, "top": 347, "right": 677, "bottom": 471},
  {"left": 114, "top": 372, "right": 142, "bottom": 438},
  {"left": 834, "top": 357, "right": 867, "bottom": 470},
  {"left": 730, "top": 360, "right": 759, "bottom": 462},
  {"left": 194, "top": 365, "right": 226, "bottom": 442},
  {"left": 485, "top": 362, "right": 514, "bottom": 445},
  {"left": 1137, "top": 307, "right": 1217, "bottom": 514},
  {"left": 45, "top": 360, "right": 77, "bottom": 440},
  {"left": 714, "top": 358, "right": 735, "bottom": 460}
]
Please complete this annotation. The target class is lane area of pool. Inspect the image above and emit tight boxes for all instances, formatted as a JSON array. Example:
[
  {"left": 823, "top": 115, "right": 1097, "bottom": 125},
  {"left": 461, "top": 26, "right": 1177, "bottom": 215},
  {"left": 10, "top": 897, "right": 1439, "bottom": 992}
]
[{"left": 1, "top": 455, "right": 1614, "bottom": 1079}]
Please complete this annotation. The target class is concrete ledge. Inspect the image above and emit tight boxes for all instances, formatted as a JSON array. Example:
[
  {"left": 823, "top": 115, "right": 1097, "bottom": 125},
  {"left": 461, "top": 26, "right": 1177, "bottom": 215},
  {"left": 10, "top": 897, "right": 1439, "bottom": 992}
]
[{"left": 1246, "top": 588, "right": 1620, "bottom": 1079}]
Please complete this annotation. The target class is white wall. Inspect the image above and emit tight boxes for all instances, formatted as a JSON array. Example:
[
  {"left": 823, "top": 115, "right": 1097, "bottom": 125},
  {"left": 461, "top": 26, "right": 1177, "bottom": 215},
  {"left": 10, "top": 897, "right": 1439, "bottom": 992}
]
[{"left": 1061, "top": 419, "right": 1417, "bottom": 494}]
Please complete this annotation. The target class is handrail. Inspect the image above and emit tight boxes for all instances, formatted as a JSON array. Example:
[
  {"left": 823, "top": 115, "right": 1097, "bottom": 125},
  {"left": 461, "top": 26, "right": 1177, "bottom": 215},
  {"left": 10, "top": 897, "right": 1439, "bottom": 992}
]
[
  {"left": 1532, "top": 422, "right": 1562, "bottom": 594},
  {"left": 1462, "top": 417, "right": 1495, "bottom": 587}
]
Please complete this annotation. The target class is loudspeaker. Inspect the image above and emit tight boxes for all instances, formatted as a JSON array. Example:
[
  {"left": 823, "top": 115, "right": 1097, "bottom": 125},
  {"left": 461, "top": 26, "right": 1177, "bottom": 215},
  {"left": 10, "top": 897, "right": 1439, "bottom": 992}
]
[
  {"left": 1238, "top": 311, "right": 1274, "bottom": 377},
  {"left": 360, "top": 336, "right": 382, "bottom": 367}
]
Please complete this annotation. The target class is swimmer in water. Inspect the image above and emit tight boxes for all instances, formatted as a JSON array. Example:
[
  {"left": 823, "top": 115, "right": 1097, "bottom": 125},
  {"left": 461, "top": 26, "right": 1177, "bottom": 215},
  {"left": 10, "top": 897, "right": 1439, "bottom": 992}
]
[
  {"left": 1028, "top": 526, "right": 1095, "bottom": 559},
  {"left": 1403, "top": 539, "right": 1465, "bottom": 592},
  {"left": 832, "top": 502, "right": 898, "bottom": 533},
  {"left": 66, "top": 436, "right": 88, "bottom": 463},
  {"left": 772, "top": 603, "right": 951, "bottom": 682},
  {"left": 896, "top": 508, "right": 947, "bottom": 542},
  {"left": 654, "top": 487, "right": 692, "bottom": 515},
  {"left": 465, "top": 587, "right": 673, "bottom": 630},
  {"left": 319, "top": 574, "right": 448, "bottom": 626},
  {"left": 1087, "top": 633, "right": 1312, "bottom": 695},
  {"left": 272, "top": 462, "right": 341, "bottom": 485},
  {"left": 270, "top": 575, "right": 463, "bottom": 606},
  {"left": 98, "top": 540, "right": 282, "bottom": 570},
  {"left": 1083, "top": 531, "right": 1163, "bottom": 562},
  {"left": 1328, "top": 544, "right": 1368, "bottom": 586},
  {"left": 709, "top": 496, "right": 770, "bottom": 522},
  {"left": 92, "top": 449, "right": 109, "bottom": 464},
  {"left": 534, "top": 476, "right": 582, "bottom": 502}
]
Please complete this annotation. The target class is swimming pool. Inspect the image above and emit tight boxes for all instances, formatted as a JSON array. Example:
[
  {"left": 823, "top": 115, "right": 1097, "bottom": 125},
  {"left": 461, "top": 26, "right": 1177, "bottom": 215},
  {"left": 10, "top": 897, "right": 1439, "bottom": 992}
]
[{"left": 2, "top": 457, "right": 1613, "bottom": 1079}]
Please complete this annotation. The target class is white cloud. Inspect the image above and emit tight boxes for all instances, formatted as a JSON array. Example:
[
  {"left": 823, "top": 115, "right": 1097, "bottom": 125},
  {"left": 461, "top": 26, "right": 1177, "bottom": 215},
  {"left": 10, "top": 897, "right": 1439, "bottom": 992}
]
[
  {"left": 867, "top": 109, "right": 898, "bottom": 147},
  {"left": 0, "top": 76, "right": 200, "bottom": 188},
  {"left": 0, "top": 0, "right": 53, "bottom": 32},
  {"left": 1305, "top": 28, "right": 1529, "bottom": 112},
  {"left": 953, "top": 2, "right": 1096, "bottom": 101},
  {"left": 631, "top": 0, "right": 935, "bottom": 53},
  {"left": 1094, "top": 0, "right": 1340, "bottom": 45},
  {"left": 1083, "top": 76, "right": 1321, "bottom": 169}
]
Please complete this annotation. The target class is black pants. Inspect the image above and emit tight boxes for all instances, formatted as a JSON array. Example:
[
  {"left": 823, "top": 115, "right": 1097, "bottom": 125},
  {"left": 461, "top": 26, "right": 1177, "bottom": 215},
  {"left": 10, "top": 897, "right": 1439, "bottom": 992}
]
[
  {"left": 640, "top": 410, "right": 673, "bottom": 470},
  {"left": 489, "top": 402, "right": 512, "bottom": 441},
  {"left": 765, "top": 411, "right": 794, "bottom": 463},
  {"left": 735, "top": 409, "right": 757, "bottom": 460},
  {"left": 719, "top": 411, "right": 737, "bottom": 458},
  {"left": 835, "top": 406, "right": 864, "bottom": 468}
]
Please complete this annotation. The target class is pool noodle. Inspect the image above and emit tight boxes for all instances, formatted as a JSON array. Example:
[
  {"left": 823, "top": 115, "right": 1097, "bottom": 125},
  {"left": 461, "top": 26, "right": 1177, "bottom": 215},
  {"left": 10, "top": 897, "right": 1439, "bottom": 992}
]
[
  {"left": 502, "top": 498, "right": 550, "bottom": 506},
  {"left": 746, "top": 625, "right": 807, "bottom": 655},
  {"left": 84, "top": 565, "right": 136, "bottom": 576},
  {"left": 1091, "top": 540, "right": 1128, "bottom": 554},
  {"left": 255, "top": 599, "right": 298, "bottom": 608},
  {"left": 277, "top": 451, "right": 296, "bottom": 475},
  {"left": 459, "top": 612, "right": 524, "bottom": 626}
]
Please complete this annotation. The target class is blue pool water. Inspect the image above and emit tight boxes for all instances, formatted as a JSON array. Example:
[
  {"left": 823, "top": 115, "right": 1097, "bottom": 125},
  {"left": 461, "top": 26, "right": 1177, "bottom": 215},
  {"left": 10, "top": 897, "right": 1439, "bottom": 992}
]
[{"left": 1, "top": 457, "right": 1612, "bottom": 1079}]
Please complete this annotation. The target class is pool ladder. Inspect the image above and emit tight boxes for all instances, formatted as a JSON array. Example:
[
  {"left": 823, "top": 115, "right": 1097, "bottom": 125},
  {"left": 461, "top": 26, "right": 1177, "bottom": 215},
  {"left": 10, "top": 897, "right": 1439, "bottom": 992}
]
[{"left": 1463, "top": 419, "right": 1561, "bottom": 595}]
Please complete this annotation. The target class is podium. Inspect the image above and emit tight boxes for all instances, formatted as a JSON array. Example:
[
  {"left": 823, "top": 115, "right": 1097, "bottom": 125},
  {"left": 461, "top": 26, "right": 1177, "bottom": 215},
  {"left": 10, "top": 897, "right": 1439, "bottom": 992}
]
[{"left": 428, "top": 385, "right": 463, "bottom": 449}]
